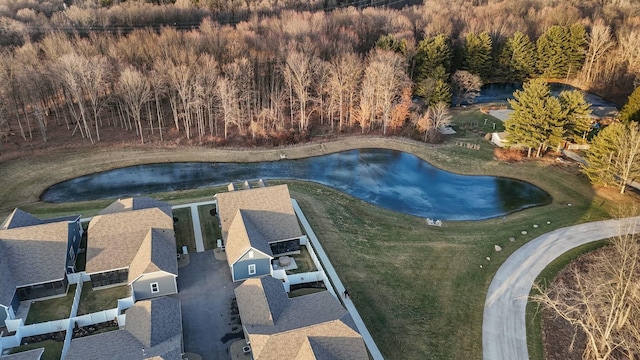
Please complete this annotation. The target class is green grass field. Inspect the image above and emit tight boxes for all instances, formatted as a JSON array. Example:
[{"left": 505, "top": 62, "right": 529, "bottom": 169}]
[
  {"left": 197, "top": 203, "right": 221, "bottom": 250},
  {"left": 77, "top": 284, "right": 129, "bottom": 315},
  {"left": 173, "top": 207, "right": 196, "bottom": 253},
  {"left": 9, "top": 340, "right": 63, "bottom": 360},
  {"left": 25, "top": 285, "right": 76, "bottom": 325}
]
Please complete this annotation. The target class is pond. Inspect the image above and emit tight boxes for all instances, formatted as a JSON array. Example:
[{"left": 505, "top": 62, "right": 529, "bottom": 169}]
[
  {"left": 41, "top": 149, "right": 551, "bottom": 220},
  {"left": 472, "top": 82, "right": 618, "bottom": 108}
]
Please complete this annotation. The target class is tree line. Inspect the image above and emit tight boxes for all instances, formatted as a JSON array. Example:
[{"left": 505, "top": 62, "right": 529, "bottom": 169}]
[{"left": 1, "top": 1, "right": 640, "bottom": 149}]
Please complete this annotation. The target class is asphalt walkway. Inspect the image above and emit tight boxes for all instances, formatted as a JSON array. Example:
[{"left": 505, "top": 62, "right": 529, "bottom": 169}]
[
  {"left": 292, "top": 199, "right": 384, "bottom": 360},
  {"left": 482, "top": 216, "right": 640, "bottom": 360}
]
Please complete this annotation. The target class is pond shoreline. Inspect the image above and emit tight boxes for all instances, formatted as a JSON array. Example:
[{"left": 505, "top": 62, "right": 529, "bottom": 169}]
[{"left": 41, "top": 148, "right": 551, "bottom": 220}]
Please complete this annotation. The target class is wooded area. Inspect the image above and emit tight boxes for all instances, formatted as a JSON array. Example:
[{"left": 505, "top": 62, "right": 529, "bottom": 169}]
[{"left": 1, "top": 0, "right": 640, "bottom": 150}]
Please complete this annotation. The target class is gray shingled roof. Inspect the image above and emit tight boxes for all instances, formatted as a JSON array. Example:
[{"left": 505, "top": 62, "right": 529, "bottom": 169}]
[
  {"left": 0, "top": 243, "right": 16, "bottom": 307},
  {"left": 0, "top": 348, "right": 45, "bottom": 360},
  {"left": 0, "top": 221, "right": 71, "bottom": 306},
  {"left": 126, "top": 296, "right": 182, "bottom": 348},
  {"left": 235, "top": 277, "right": 368, "bottom": 360},
  {"left": 128, "top": 228, "right": 178, "bottom": 283},
  {"left": 99, "top": 197, "right": 172, "bottom": 218},
  {"left": 1, "top": 209, "right": 42, "bottom": 230},
  {"left": 234, "top": 276, "right": 289, "bottom": 327},
  {"left": 86, "top": 208, "right": 173, "bottom": 274},
  {"left": 216, "top": 184, "right": 302, "bottom": 244},
  {"left": 226, "top": 210, "right": 275, "bottom": 264},
  {"left": 65, "top": 297, "right": 182, "bottom": 360}
]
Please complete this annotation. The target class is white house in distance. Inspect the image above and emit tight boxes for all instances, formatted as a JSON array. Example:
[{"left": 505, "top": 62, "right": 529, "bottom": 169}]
[{"left": 215, "top": 184, "right": 304, "bottom": 282}]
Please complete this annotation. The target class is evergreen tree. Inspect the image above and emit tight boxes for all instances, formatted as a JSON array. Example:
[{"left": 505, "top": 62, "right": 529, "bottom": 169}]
[
  {"left": 558, "top": 90, "right": 592, "bottom": 143},
  {"left": 505, "top": 78, "right": 552, "bottom": 157},
  {"left": 619, "top": 86, "right": 640, "bottom": 122},
  {"left": 567, "top": 24, "right": 587, "bottom": 76},
  {"left": 415, "top": 78, "right": 451, "bottom": 106},
  {"left": 497, "top": 31, "right": 536, "bottom": 82},
  {"left": 505, "top": 79, "right": 591, "bottom": 157},
  {"left": 461, "top": 32, "right": 493, "bottom": 81},
  {"left": 376, "top": 34, "right": 409, "bottom": 56},
  {"left": 414, "top": 34, "right": 452, "bottom": 83},
  {"left": 583, "top": 122, "right": 640, "bottom": 194},
  {"left": 536, "top": 25, "right": 586, "bottom": 78}
]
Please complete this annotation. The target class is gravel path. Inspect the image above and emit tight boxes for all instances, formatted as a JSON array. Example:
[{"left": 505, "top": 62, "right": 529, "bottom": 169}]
[{"left": 482, "top": 216, "right": 640, "bottom": 360}]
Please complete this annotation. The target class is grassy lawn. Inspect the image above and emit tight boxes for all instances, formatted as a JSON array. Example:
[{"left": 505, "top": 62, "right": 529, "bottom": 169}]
[
  {"left": 77, "top": 283, "right": 129, "bottom": 315},
  {"left": 450, "top": 109, "right": 505, "bottom": 135},
  {"left": 25, "top": 285, "right": 75, "bottom": 325},
  {"left": 173, "top": 207, "right": 196, "bottom": 253},
  {"left": 289, "top": 288, "right": 327, "bottom": 298},
  {"left": 9, "top": 340, "right": 63, "bottom": 360},
  {"left": 197, "top": 203, "right": 222, "bottom": 250},
  {"left": 288, "top": 246, "right": 317, "bottom": 273},
  {"left": 286, "top": 171, "right": 624, "bottom": 360}
]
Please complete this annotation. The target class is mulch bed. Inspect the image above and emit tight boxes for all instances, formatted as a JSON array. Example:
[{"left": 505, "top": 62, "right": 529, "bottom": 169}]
[{"left": 19, "top": 320, "right": 119, "bottom": 346}]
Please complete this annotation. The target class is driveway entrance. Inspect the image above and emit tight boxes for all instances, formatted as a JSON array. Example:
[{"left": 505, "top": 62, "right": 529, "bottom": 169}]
[{"left": 178, "top": 251, "right": 241, "bottom": 360}]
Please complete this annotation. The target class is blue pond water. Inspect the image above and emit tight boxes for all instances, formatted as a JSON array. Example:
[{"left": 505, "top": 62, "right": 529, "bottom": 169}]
[
  {"left": 42, "top": 149, "right": 551, "bottom": 220},
  {"left": 472, "top": 82, "right": 618, "bottom": 107}
]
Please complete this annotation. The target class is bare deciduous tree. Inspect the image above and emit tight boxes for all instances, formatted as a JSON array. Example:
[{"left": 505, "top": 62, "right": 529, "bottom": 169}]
[
  {"left": 532, "top": 220, "right": 640, "bottom": 360},
  {"left": 582, "top": 20, "right": 613, "bottom": 85},
  {"left": 359, "top": 49, "right": 410, "bottom": 135},
  {"left": 413, "top": 102, "right": 451, "bottom": 143},
  {"left": 283, "top": 50, "right": 316, "bottom": 132},
  {"left": 450, "top": 70, "right": 482, "bottom": 106},
  {"left": 327, "top": 52, "right": 362, "bottom": 132},
  {"left": 118, "top": 67, "right": 152, "bottom": 143}
]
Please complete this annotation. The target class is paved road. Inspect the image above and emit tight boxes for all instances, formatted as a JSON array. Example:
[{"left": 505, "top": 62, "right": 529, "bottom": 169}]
[
  {"left": 178, "top": 251, "right": 240, "bottom": 360},
  {"left": 482, "top": 216, "right": 640, "bottom": 360}
]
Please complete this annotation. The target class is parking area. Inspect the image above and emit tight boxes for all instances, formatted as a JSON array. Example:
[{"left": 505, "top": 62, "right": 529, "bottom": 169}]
[{"left": 178, "top": 250, "right": 241, "bottom": 360}]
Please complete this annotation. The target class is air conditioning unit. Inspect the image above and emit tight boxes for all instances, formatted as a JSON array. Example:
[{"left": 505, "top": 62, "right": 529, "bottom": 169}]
[{"left": 242, "top": 345, "right": 251, "bottom": 354}]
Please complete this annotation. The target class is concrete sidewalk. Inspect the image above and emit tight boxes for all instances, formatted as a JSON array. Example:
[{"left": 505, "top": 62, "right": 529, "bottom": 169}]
[
  {"left": 482, "top": 216, "right": 640, "bottom": 360},
  {"left": 292, "top": 199, "right": 384, "bottom": 360},
  {"left": 172, "top": 201, "right": 216, "bottom": 253}
]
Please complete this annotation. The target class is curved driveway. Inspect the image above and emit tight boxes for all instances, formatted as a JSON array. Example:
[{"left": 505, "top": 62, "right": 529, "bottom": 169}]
[{"left": 482, "top": 216, "right": 640, "bottom": 360}]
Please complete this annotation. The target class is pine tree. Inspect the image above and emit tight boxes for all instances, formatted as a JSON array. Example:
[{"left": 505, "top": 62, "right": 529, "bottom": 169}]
[
  {"left": 497, "top": 31, "right": 536, "bottom": 82},
  {"left": 537, "top": 26, "right": 569, "bottom": 78},
  {"left": 461, "top": 32, "right": 493, "bottom": 81},
  {"left": 415, "top": 78, "right": 451, "bottom": 106},
  {"left": 376, "top": 34, "right": 409, "bottom": 56},
  {"left": 504, "top": 79, "right": 590, "bottom": 157},
  {"left": 505, "top": 78, "right": 552, "bottom": 157},
  {"left": 583, "top": 122, "right": 640, "bottom": 194},
  {"left": 558, "top": 90, "right": 592, "bottom": 143},
  {"left": 619, "top": 86, "right": 640, "bottom": 123},
  {"left": 414, "top": 34, "right": 452, "bottom": 83},
  {"left": 566, "top": 24, "right": 587, "bottom": 76},
  {"left": 536, "top": 25, "right": 586, "bottom": 78}
]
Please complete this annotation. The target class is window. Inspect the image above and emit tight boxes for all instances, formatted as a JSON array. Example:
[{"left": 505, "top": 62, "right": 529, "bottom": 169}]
[
  {"left": 248, "top": 250, "right": 254, "bottom": 258},
  {"left": 248, "top": 264, "right": 256, "bottom": 275},
  {"left": 150, "top": 282, "right": 159, "bottom": 293}
]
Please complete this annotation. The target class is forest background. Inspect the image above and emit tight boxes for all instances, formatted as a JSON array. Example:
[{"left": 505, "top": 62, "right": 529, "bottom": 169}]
[{"left": 0, "top": 0, "right": 639, "bottom": 153}]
